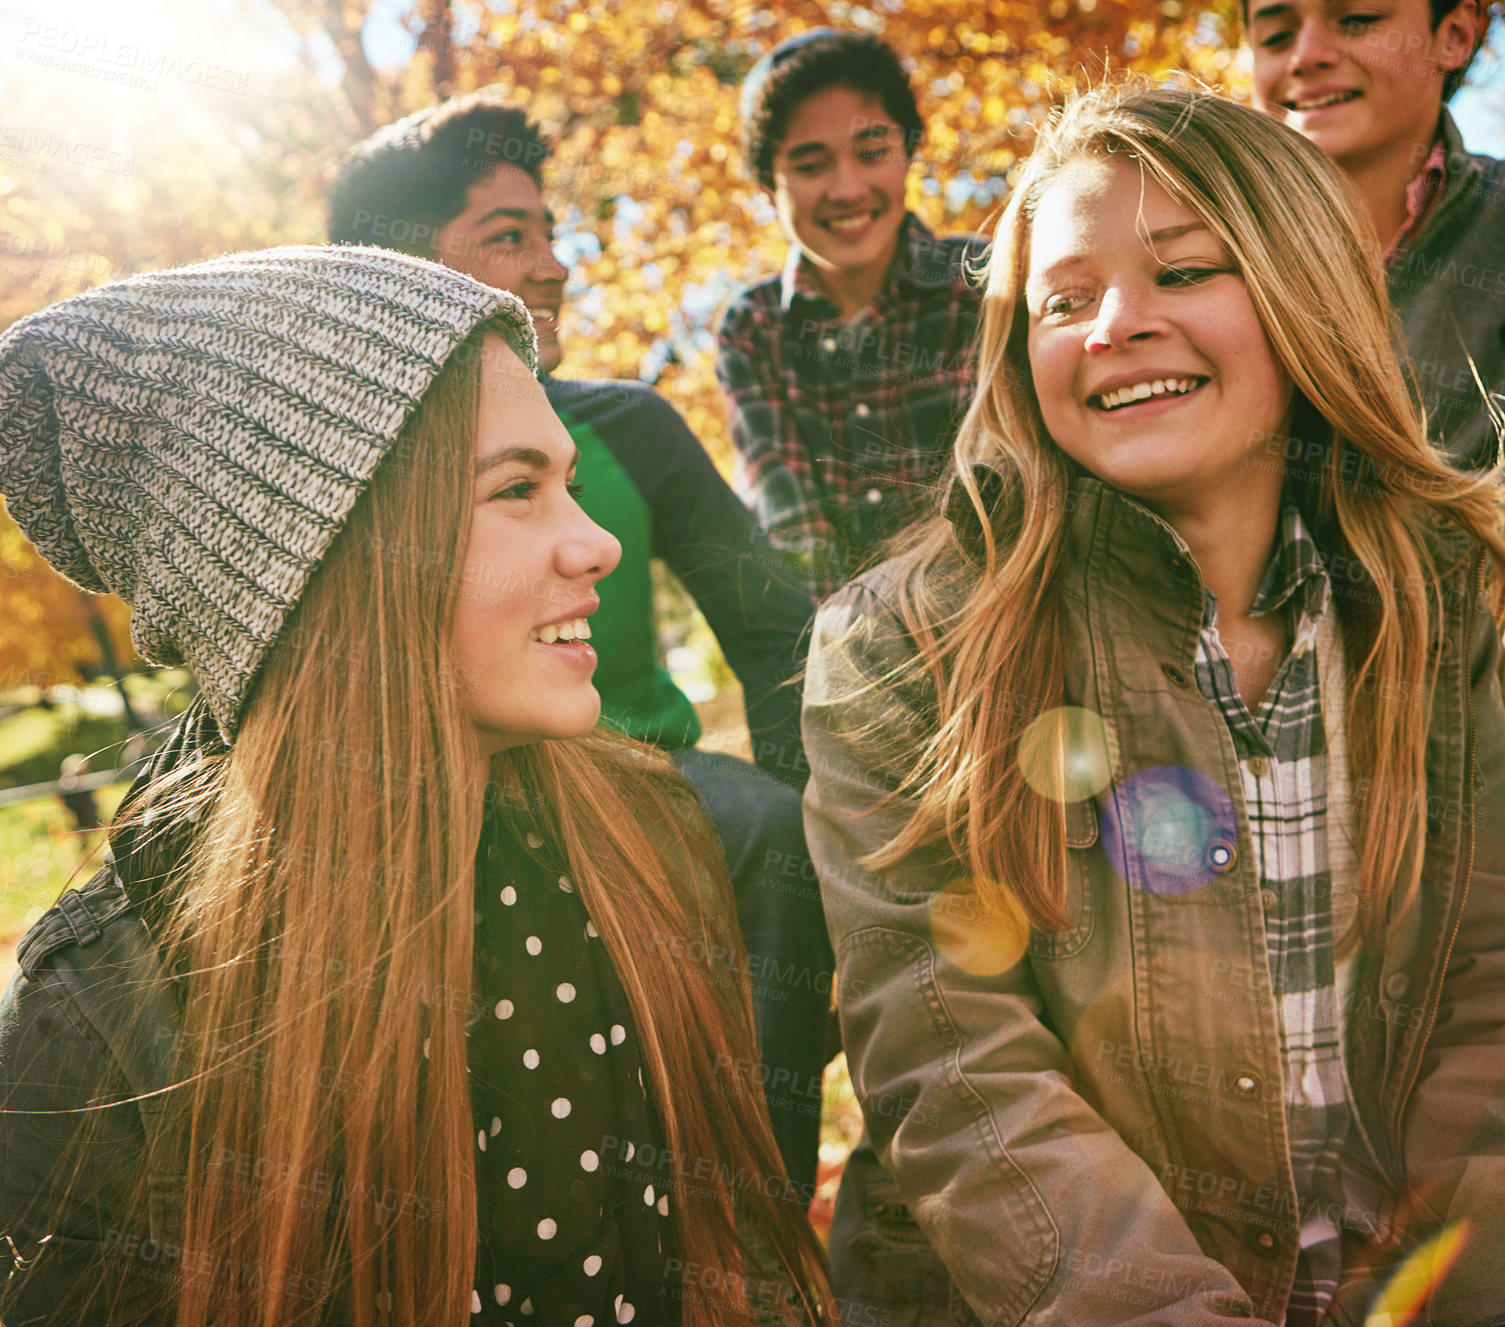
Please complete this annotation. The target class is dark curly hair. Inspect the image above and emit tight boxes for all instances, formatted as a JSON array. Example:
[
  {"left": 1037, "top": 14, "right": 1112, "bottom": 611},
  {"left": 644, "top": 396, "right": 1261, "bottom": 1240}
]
[
  {"left": 740, "top": 30, "right": 923, "bottom": 191},
  {"left": 327, "top": 90, "right": 551, "bottom": 257}
]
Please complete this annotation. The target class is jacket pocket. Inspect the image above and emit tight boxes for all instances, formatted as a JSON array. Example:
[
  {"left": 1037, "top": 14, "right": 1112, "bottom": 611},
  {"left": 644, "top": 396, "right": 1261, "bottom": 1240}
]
[
  {"left": 829, "top": 1142, "right": 982, "bottom": 1327},
  {"left": 1027, "top": 800, "right": 1098, "bottom": 960}
]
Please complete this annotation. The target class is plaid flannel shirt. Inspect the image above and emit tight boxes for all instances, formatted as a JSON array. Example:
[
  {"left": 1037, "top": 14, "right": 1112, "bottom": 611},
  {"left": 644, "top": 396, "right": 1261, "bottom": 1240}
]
[
  {"left": 716, "top": 214, "right": 984, "bottom": 598},
  {"left": 1192, "top": 505, "right": 1384, "bottom": 1325}
]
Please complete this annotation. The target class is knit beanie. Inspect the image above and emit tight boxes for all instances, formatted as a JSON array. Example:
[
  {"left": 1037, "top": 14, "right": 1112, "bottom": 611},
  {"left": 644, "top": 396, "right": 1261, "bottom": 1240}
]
[{"left": 0, "top": 244, "right": 536, "bottom": 740}]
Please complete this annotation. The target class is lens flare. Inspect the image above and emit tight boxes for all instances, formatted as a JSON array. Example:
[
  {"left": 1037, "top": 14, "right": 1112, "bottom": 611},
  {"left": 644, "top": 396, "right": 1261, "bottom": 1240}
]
[
  {"left": 1100, "top": 766, "right": 1238, "bottom": 896},
  {"left": 1018, "top": 706, "right": 1117, "bottom": 803},
  {"left": 928, "top": 879, "right": 1030, "bottom": 976},
  {"left": 1363, "top": 1220, "right": 1471, "bottom": 1327}
]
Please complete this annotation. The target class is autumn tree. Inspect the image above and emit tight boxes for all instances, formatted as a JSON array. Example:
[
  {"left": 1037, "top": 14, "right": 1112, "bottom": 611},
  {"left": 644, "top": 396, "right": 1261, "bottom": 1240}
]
[{"left": 0, "top": 0, "right": 1243, "bottom": 688}]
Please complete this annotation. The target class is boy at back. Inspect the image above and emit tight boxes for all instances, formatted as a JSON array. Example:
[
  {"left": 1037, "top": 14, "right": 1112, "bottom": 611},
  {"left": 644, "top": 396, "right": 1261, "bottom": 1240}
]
[
  {"left": 1248, "top": 0, "right": 1504, "bottom": 468},
  {"left": 718, "top": 30, "right": 985, "bottom": 598}
]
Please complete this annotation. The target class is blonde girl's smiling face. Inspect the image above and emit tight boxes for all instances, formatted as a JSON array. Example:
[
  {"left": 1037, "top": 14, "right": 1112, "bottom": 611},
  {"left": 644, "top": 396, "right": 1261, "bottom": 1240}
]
[
  {"left": 452, "top": 337, "right": 621, "bottom": 756},
  {"left": 1024, "top": 157, "right": 1293, "bottom": 520}
]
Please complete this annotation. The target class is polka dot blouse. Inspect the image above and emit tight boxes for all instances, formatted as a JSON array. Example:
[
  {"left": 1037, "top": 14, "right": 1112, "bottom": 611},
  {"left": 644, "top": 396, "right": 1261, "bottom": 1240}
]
[{"left": 467, "top": 814, "right": 681, "bottom": 1323}]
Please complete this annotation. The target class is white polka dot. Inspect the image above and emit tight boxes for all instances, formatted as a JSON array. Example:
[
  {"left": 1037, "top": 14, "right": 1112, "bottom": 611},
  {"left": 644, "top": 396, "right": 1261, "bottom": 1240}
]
[
  {"left": 610, "top": 1024, "right": 625, "bottom": 1045},
  {"left": 585, "top": 920, "right": 599, "bottom": 938},
  {"left": 580, "top": 1149, "right": 599, "bottom": 1172},
  {"left": 643, "top": 1184, "right": 655, "bottom": 1205},
  {"left": 490, "top": 1116, "right": 502, "bottom": 1136},
  {"left": 616, "top": 1297, "right": 635, "bottom": 1323},
  {"left": 656, "top": 1194, "right": 669, "bottom": 1216},
  {"left": 494, "top": 1284, "right": 511, "bottom": 1306},
  {"left": 523, "top": 1049, "right": 540, "bottom": 1069},
  {"left": 521, "top": 1296, "right": 535, "bottom": 1315},
  {"left": 500, "top": 885, "right": 517, "bottom": 905},
  {"left": 526, "top": 832, "right": 543, "bottom": 848},
  {"left": 537, "top": 1218, "right": 556, "bottom": 1240},
  {"left": 471, "top": 1289, "right": 482, "bottom": 1313},
  {"left": 525, "top": 936, "right": 542, "bottom": 956},
  {"left": 477, "top": 1130, "right": 487, "bottom": 1151},
  {"left": 574, "top": 1317, "right": 593, "bottom": 1326},
  {"left": 556, "top": 982, "right": 577, "bottom": 1003},
  {"left": 507, "top": 1166, "right": 527, "bottom": 1189},
  {"left": 583, "top": 1254, "right": 603, "bottom": 1276},
  {"left": 558, "top": 874, "right": 575, "bottom": 892},
  {"left": 495, "top": 999, "right": 514, "bottom": 1020},
  {"left": 552, "top": 1097, "right": 572, "bottom": 1119},
  {"left": 623, "top": 1141, "right": 635, "bottom": 1161},
  {"left": 590, "top": 1033, "right": 606, "bottom": 1054},
  {"left": 422, "top": 1037, "right": 431, "bottom": 1059}
]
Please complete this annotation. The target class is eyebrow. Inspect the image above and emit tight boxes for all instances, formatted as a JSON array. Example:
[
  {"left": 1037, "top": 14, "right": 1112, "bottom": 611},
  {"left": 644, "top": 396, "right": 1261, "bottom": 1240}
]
[
  {"left": 473, "top": 446, "right": 580, "bottom": 477},
  {"left": 1248, "top": 0, "right": 1298, "bottom": 21},
  {"left": 1031, "top": 222, "right": 1214, "bottom": 283}
]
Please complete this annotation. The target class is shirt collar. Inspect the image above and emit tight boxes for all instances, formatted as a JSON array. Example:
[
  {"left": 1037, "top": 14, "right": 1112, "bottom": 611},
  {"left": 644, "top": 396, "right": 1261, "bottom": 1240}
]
[
  {"left": 778, "top": 212, "right": 949, "bottom": 315},
  {"left": 1383, "top": 132, "right": 1448, "bottom": 267},
  {"left": 1247, "top": 503, "right": 1331, "bottom": 622}
]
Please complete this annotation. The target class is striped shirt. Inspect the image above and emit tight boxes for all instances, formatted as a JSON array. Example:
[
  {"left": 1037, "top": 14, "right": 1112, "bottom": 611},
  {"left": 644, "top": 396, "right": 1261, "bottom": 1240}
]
[
  {"left": 715, "top": 214, "right": 984, "bottom": 598},
  {"left": 1192, "top": 504, "right": 1379, "bottom": 1325}
]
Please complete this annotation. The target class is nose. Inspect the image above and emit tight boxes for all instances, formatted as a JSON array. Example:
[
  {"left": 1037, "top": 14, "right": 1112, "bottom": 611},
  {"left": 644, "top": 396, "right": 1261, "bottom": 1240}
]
[
  {"left": 1288, "top": 17, "right": 1339, "bottom": 74},
  {"left": 1083, "top": 284, "right": 1159, "bottom": 354},
  {"left": 525, "top": 242, "right": 567, "bottom": 285},
  {"left": 827, "top": 150, "right": 868, "bottom": 204},
  {"left": 558, "top": 506, "right": 621, "bottom": 584}
]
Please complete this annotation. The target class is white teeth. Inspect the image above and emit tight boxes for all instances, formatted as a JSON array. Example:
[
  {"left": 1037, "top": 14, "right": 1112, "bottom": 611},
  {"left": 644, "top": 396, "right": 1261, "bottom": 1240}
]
[
  {"left": 1095, "top": 377, "right": 1200, "bottom": 411},
  {"left": 827, "top": 214, "right": 872, "bottom": 232},
  {"left": 529, "top": 617, "right": 590, "bottom": 644},
  {"left": 1293, "top": 90, "right": 1355, "bottom": 111}
]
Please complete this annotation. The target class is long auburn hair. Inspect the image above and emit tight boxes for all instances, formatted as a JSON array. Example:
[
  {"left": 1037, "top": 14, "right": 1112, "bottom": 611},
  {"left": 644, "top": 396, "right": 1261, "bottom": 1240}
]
[
  {"left": 123, "top": 325, "right": 830, "bottom": 1325},
  {"left": 871, "top": 82, "right": 1505, "bottom": 946}
]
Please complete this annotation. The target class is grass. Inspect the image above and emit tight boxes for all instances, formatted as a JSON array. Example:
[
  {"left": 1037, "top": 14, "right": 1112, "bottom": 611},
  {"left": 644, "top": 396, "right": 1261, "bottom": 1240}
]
[{"left": 0, "top": 784, "right": 128, "bottom": 947}]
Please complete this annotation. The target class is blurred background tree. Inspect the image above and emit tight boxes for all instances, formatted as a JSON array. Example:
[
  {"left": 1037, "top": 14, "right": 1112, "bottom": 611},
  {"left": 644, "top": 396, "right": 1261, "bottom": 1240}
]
[{"left": 1, "top": 0, "right": 1501, "bottom": 687}]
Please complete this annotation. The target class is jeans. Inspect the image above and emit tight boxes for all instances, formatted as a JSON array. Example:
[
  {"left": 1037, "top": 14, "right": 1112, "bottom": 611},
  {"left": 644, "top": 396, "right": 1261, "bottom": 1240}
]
[{"left": 672, "top": 748, "right": 831, "bottom": 1206}]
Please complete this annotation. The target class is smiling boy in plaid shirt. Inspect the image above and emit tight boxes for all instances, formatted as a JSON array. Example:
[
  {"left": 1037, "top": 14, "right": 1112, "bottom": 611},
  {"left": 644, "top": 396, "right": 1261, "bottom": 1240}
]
[{"left": 717, "top": 30, "right": 985, "bottom": 598}]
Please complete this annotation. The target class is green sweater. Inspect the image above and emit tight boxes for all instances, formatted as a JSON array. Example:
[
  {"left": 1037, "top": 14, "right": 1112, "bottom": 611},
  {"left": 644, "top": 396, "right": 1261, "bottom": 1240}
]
[{"left": 1387, "top": 110, "right": 1505, "bottom": 470}]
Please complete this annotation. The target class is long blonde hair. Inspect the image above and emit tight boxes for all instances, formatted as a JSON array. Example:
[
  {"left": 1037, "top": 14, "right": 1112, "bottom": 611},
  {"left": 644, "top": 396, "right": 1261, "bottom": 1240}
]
[
  {"left": 875, "top": 82, "right": 1505, "bottom": 944},
  {"left": 122, "top": 326, "right": 830, "bottom": 1325}
]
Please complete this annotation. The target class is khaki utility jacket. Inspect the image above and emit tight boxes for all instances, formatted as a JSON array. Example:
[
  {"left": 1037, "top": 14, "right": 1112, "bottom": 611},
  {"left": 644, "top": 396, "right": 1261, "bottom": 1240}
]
[{"left": 804, "top": 477, "right": 1505, "bottom": 1325}]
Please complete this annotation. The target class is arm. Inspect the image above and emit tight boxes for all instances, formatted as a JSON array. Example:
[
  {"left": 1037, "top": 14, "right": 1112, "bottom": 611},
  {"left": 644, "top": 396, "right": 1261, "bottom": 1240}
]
[
  {"left": 714, "top": 304, "right": 829, "bottom": 577},
  {"left": 803, "top": 582, "right": 1280, "bottom": 1327},
  {"left": 1401, "top": 596, "right": 1505, "bottom": 1327},
  {"left": 0, "top": 968, "right": 176, "bottom": 1325},
  {"left": 614, "top": 387, "right": 815, "bottom": 787}
]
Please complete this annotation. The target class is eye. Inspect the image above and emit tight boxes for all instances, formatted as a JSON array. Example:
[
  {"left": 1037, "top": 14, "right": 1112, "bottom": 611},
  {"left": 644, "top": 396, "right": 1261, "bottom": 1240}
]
[
  {"left": 1041, "top": 292, "right": 1090, "bottom": 319},
  {"left": 482, "top": 228, "right": 524, "bottom": 247},
  {"left": 1338, "top": 13, "right": 1380, "bottom": 34},
  {"left": 1157, "top": 264, "right": 1233, "bottom": 288},
  {"left": 566, "top": 481, "right": 586, "bottom": 499},
  {"left": 1258, "top": 27, "right": 1294, "bottom": 48},
  {"left": 489, "top": 477, "right": 538, "bottom": 501}
]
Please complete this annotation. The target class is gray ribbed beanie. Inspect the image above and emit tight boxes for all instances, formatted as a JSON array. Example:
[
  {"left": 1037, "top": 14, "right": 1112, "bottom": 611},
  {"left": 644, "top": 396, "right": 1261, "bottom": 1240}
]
[{"left": 0, "top": 244, "right": 536, "bottom": 740}]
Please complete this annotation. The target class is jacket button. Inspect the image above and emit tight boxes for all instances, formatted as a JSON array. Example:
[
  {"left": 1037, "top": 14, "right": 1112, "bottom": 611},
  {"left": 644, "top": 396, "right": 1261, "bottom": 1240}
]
[
  {"left": 1207, "top": 841, "right": 1237, "bottom": 872},
  {"left": 1252, "top": 1229, "right": 1280, "bottom": 1258},
  {"left": 1261, "top": 888, "right": 1279, "bottom": 912},
  {"left": 1247, "top": 755, "right": 1269, "bottom": 778},
  {"left": 1385, "top": 973, "right": 1410, "bottom": 1000},
  {"left": 1234, "top": 1073, "right": 1259, "bottom": 1096},
  {"left": 1161, "top": 663, "right": 1190, "bottom": 688}
]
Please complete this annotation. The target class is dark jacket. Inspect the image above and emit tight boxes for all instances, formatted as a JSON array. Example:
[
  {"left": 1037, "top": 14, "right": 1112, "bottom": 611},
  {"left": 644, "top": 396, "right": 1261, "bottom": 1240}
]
[
  {"left": 803, "top": 478, "right": 1505, "bottom": 1325},
  {"left": 1388, "top": 109, "right": 1505, "bottom": 471}
]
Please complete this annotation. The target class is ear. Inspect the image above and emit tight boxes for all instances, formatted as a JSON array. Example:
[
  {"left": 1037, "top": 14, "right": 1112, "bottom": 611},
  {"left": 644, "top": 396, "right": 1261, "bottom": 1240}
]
[{"left": 1436, "top": 0, "right": 1479, "bottom": 72}]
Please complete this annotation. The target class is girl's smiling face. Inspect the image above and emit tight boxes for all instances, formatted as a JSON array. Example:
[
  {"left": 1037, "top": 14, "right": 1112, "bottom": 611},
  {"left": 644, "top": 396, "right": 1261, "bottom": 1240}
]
[
  {"left": 452, "top": 337, "right": 620, "bottom": 756},
  {"left": 1024, "top": 157, "right": 1293, "bottom": 520}
]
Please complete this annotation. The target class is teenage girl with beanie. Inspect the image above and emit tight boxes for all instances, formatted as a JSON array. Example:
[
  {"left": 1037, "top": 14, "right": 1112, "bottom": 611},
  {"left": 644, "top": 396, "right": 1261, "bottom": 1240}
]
[
  {"left": 803, "top": 85, "right": 1505, "bottom": 1325},
  {"left": 0, "top": 246, "right": 832, "bottom": 1325}
]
